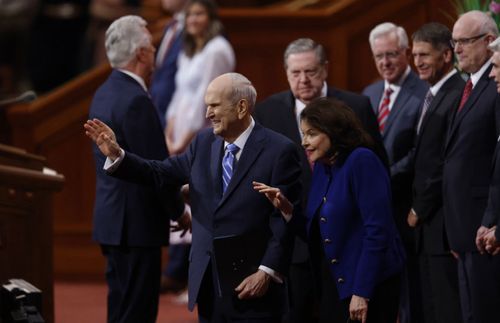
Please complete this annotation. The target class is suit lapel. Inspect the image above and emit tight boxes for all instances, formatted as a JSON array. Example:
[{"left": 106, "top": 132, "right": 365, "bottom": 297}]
[
  {"left": 217, "top": 125, "right": 265, "bottom": 208},
  {"left": 284, "top": 92, "right": 302, "bottom": 145},
  {"left": 446, "top": 66, "right": 492, "bottom": 151},
  {"left": 383, "top": 72, "right": 418, "bottom": 136},
  {"left": 369, "top": 82, "right": 384, "bottom": 115},
  {"left": 210, "top": 137, "right": 224, "bottom": 199}
]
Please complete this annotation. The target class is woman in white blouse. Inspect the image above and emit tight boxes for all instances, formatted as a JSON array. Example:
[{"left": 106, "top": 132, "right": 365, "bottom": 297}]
[{"left": 165, "top": 0, "right": 235, "bottom": 155}]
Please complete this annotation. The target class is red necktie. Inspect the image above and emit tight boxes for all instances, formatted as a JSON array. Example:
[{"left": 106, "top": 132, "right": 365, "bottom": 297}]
[
  {"left": 458, "top": 79, "right": 472, "bottom": 112},
  {"left": 378, "top": 87, "right": 393, "bottom": 133}
]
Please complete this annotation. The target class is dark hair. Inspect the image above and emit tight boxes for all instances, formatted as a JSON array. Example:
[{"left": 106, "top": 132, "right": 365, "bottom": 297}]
[
  {"left": 300, "top": 97, "right": 374, "bottom": 162},
  {"left": 412, "top": 22, "right": 452, "bottom": 52},
  {"left": 183, "top": 0, "right": 224, "bottom": 57}
]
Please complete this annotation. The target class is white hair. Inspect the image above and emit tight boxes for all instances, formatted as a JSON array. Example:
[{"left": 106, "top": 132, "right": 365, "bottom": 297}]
[
  {"left": 226, "top": 73, "right": 257, "bottom": 111},
  {"left": 369, "top": 22, "right": 409, "bottom": 49},
  {"left": 105, "top": 15, "right": 151, "bottom": 68},
  {"left": 489, "top": 36, "right": 500, "bottom": 52},
  {"left": 460, "top": 10, "right": 499, "bottom": 36}
]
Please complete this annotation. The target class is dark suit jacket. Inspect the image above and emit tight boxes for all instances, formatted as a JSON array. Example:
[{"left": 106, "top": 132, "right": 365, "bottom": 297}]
[
  {"left": 443, "top": 64, "right": 500, "bottom": 252},
  {"left": 254, "top": 87, "right": 384, "bottom": 263},
  {"left": 150, "top": 22, "right": 183, "bottom": 128},
  {"left": 306, "top": 148, "right": 405, "bottom": 299},
  {"left": 112, "top": 124, "right": 302, "bottom": 317},
  {"left": 483, "top": 142, "right": 500, "bottom": 241},
  {"left": 412, "top": 72, "right": 465, "bottom": 254},
  {"left": 363, "top": 70, "right": 428, "bottom": 245},
  {"left": 89, "top": 70, "right": 184, "bottom": 246}
]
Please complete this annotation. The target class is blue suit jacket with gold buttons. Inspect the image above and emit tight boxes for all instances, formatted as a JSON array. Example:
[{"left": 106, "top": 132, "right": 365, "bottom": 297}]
[{"left": 306, "top": 147, "right": 405, "bottom": 299}]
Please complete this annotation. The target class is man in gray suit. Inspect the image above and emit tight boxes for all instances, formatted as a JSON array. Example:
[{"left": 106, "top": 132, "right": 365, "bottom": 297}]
[{"left": 363, "top": 22, "right": 428, "bottom": 323}]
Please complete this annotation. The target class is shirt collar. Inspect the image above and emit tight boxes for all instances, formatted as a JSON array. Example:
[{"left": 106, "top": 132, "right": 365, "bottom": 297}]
[
  {"left": 429, "top": 69, "right": 458, "bottom": 96},
  {"left": 224, "top": 118, "right": 255, "bottom": 152},
  {"left": 118, "top": 69, "right": 148, "bottom": 93},
  {"left": 470, "top": 58, "right": 492, "bottom": 88}
]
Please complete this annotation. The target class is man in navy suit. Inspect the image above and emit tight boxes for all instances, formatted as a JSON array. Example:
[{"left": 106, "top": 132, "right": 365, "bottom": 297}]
[
  {"left": 150, "top": 0, "right": 186, "bottom": 129},
  {"left": 363, "top": 22, "right": 428, "bottom": 323},
  {"left": 444, "top": 11, "right": 500, "bottom": 323},
  {"left": 88, "top": 15, "right": 185, "bottom": 323},
  {"left": 85, "top": 73, "right": 302, "bottom": 322},
  {"left": 254, "top": 37, "right": 384, "bottom": 323},
  {"left": 409, "top": 22, "right": 464, "bottom": 323}
]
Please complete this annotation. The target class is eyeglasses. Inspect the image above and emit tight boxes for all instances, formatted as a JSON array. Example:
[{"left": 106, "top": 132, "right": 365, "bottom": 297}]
[
  {"left": 373, "top": 50, "right": 401, "bottom": 61},
  {"left": 450, "top": 33, "right": 487, "bottom": 48}
]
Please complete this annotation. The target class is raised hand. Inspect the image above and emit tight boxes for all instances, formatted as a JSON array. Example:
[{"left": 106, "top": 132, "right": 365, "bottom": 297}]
[
  {"left": 252, "top": 181, "right": 293, "bottom": 215},
  {"left": 84, "top": 119, "right": 121, "bottom": 160}
]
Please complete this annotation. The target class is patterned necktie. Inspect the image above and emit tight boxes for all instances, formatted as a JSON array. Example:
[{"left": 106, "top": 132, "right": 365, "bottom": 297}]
[
  {"left": 458, "top": 78, "right": 473, "bottom": 112},
  {"left": 222, "top": 143, "right": 239, "bottom": 193},
  {"left": 417, "top": 89, "right": 434, "bottom": 134},
  {"left": 378, "top": 87, "right": 393, "bottom": 133}
]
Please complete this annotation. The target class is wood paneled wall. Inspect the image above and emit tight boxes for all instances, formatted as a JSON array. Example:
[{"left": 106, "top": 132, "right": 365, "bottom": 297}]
[{"left": 4, "top": 0, "right": 455, "bottom": 279}]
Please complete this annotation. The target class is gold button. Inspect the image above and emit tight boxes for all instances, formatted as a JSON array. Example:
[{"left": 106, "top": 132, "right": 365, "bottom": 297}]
[
  {"left": 324, "top": 238, "right": 332, "bottom": 244},
  {"left": 331, "top": 258, "right": 338, "bottom": 264},
  {"left": 320, "top": 217, "right": 327, "bottom": 223},
  {"left": 337, "top": 278, "right": 344, "bottom": 283}
]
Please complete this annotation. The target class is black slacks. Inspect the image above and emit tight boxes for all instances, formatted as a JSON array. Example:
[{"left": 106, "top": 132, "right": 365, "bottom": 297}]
[{"left": 101, "top": 245, "right": 161, "bottom": 323}]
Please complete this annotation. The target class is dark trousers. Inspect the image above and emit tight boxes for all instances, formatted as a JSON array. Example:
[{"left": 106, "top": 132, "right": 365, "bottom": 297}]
[
  {"left": 419, "top": 254, "right": 462, "bottom": 323},
  {"left": 163, "top": 243, "right": 190, "bottom": 282},
  {"left": 316, "top": 253, "right": 401, "bottom": 323},
  {"left": 197, "top": 265, "right": 281, "bottom": 323},
  {"left": 101, "top": 245, "right": 161, "bottom": 323},
  {"left": 457, "top": 252, "right": 500, "bottom": 323},
  {"left": 281, "top": 261, "right": 315, "bottom": 323}
]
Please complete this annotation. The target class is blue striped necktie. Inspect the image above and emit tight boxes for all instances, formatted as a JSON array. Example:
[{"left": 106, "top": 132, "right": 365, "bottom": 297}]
[{"left": 222, "top": 143, "right": 239, "bottom": 193}]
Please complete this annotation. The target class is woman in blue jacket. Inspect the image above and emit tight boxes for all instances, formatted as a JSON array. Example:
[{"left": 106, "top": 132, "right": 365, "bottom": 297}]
[{"left": 254, "top": 98, "right": 405, "bottom": 323}]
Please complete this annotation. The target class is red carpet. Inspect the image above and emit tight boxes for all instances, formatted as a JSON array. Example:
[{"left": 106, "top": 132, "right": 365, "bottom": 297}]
[{"left": 54, "top": 281, "right": 197, "bottom": 323}]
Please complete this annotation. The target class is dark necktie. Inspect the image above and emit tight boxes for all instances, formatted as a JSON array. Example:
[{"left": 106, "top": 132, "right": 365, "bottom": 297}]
[
  {"left": 417, "top": 89, "right": 434, "bottom": 134},
  {"left": 222, "top": 143, "right": 239, "bottom": 193},
  {"left": 458, "top": 78, "right": 473, "bottom": 112},
  {"left": 378, "top": 87, "right": 393, "bottom": 133}
]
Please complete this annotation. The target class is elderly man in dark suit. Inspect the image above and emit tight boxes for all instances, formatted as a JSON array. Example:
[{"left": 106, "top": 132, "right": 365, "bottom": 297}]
[
  {"left": 88, "top": 15, "right": 185, "bottom": 323},
  {"left": 254, "top": 38, "right": 383, "bottom": 323},
  {"left": 409, "top": 22, "right": 464, "bottom": 323},
  {"left": 85, "top": 72, "right": 302, "bottom": 323},
  {"left": 363, "top": 21, "right": 428, "bottom": 323},
  {"left": 444, "top": 10, "right": 500, "bottom": 323}
]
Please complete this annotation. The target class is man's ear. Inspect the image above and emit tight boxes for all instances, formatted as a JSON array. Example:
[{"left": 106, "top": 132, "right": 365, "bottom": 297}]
[
  {"left": 443, "top": 48, "right": 453, "bottom": 64},
  {"left": 237, "top": 99, "right": 249, "bottom": 119}
]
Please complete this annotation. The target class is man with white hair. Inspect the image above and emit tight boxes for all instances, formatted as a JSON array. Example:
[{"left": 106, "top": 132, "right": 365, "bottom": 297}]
[
  {"left": 443, "top": 10, "right": 500, "bottom": 323},
  {"left": 88, "top": 15, "right": 185, "bottom": 322},
  {"left": 363, "top": 21, "right": 428, "bottom": 323},
  {"left": 85, "top": 72, "right": 302, "bottom": 322}
]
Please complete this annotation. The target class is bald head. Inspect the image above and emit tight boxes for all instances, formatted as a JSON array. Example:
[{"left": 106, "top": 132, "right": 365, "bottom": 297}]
[
  {"left": 205, "top": 73, "right": 256, "bottom": 142},
  {"left": 453, "top": 10, "right": 498, "bottom": 73}
]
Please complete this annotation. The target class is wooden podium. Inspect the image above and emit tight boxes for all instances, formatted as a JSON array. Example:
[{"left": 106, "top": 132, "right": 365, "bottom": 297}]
[{"left": 0, "top": 143, "right": 64, "bottom": 323}]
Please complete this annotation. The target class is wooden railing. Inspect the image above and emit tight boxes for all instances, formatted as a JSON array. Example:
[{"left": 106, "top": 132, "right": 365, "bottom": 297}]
[{"left": 2, "top": 0, "right": 454, "bottom": 278}]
